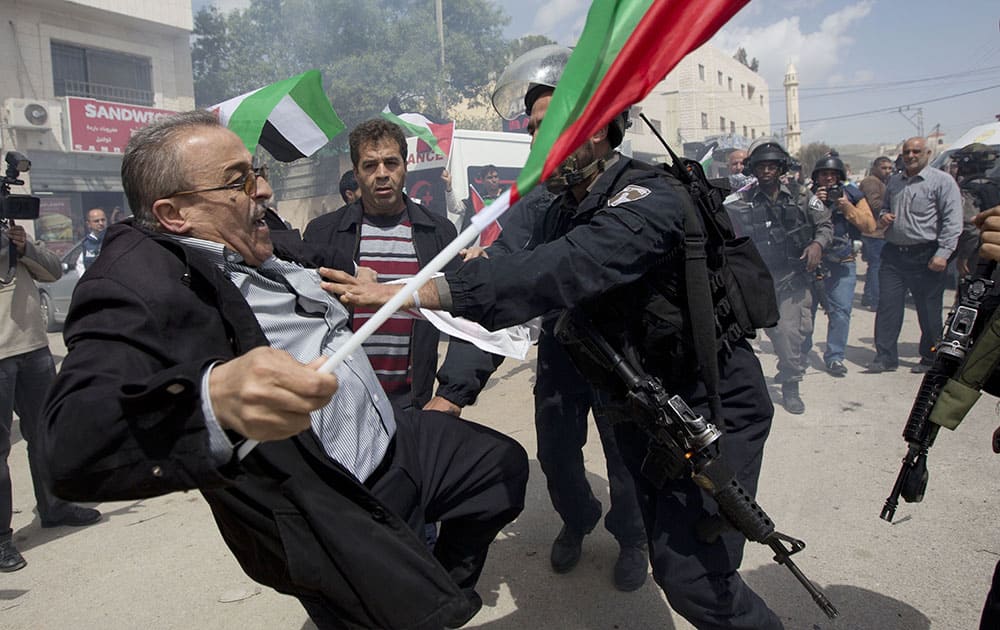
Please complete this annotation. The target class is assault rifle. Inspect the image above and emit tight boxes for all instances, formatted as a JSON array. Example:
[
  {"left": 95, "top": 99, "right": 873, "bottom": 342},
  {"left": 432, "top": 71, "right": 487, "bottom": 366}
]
[
  {"left": 880, "top": 262, "right": 995, "bottom": 522},
  {"left": 556, "top": 311, "right": 839, "bottom": 620}
]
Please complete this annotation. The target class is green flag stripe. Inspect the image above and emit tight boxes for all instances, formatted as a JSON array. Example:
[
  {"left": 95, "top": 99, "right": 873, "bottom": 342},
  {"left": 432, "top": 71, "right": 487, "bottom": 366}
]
[
  {"left": 288, "top": 70, "right": 344, "bottom": 138},
  {"left": 228, "top": 73, "right": 304, "bottom": 152}
]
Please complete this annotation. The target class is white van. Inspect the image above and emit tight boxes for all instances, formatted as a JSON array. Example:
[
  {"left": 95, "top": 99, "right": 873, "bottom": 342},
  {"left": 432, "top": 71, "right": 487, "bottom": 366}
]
[{"left": 931, "top": 121, "right": 1000, "bottom": 178}]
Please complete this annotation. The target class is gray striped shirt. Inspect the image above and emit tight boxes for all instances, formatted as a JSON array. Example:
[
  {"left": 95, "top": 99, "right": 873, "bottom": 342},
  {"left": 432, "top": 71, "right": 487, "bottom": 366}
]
[{"left": 179, "top": 236, "right": 395, "bottom": 481}]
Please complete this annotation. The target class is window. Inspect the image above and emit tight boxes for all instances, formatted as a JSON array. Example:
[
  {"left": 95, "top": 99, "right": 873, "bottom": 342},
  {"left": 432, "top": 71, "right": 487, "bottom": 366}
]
[
  {"left": 51, "top": 41, "right": 153, "bottom": 106},
  {"left": 701, "top": 112, "right": 708, "bottom": 129},
  {"left": 747, "top": 84, "right": 756, "bottom": 100},
  {"left": 649, "top": 118, "right": 661, "bottom": 133},
  {"left": 740, "top": 84, "right": 745, "bottom": 97},
  {"left": 727, "top": 77, "right": 733, "bottom": 91},
  {"left": 760, "top": 94, "right": 764, "bottom": 106},
  {"left": 717, "top": 71, "right": 723, "bottom": 86},
  {"left": 730, "top": 121, "right": 736, "bottom": 134},
  {"left": 698, "top": 64, "right": 705, "bottom": 81},
  {"left": 743, "top": 125, "right": 748, "bottom": 137},
  {"left": 719, "top": 116, "right": 726, "bottom": 132},
  {"left": 751, "top": 128, "right": 756, "bottom": 139}
]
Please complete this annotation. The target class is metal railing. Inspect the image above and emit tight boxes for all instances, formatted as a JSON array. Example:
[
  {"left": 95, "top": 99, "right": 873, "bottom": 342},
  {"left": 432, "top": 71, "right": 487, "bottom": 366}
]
[{"left": 61, "top": 80, "right": 153, "bottom": 106}]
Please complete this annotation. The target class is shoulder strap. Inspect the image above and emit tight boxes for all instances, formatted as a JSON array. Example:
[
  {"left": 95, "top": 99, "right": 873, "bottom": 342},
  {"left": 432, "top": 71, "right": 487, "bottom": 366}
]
[
  {"left": 654, "top": 141, "right": 725, "bottom": 421},
  {"left": 680, "top": 193, "right": 724, "bottom": 422}
]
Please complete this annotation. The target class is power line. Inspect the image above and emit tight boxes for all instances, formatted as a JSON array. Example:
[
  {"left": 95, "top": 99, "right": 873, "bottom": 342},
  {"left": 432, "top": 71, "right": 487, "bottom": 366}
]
[
  {"left": 764, "top": 64, "right": 1000, "bottom": 94},
  {"left": 796, "top": 83, "right": 1000, "bottom": 125}
]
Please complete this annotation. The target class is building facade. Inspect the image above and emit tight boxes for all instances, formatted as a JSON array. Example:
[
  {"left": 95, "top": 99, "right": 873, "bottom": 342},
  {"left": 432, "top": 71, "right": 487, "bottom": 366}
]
[
  {"left": 0, "top": 0, "right": 194, "bottom": 253},
  {"left": 628, "top": 43, "right": 770, "bottom": 176}
]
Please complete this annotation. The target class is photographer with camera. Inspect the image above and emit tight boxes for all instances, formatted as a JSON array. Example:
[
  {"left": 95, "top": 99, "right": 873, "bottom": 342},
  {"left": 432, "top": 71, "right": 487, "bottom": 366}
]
[
  {"left": 801, "top": 151, "right": 876, "bottom": 377},
  {"left": 1, "top": 151, "right": 100, "bottom": 572}
]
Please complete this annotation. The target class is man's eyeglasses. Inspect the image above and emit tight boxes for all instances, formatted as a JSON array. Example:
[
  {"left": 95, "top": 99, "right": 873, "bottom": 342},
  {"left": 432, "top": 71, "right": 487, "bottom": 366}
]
[{"left": 169, "top": 165, "right": 269, "bottom": 198}]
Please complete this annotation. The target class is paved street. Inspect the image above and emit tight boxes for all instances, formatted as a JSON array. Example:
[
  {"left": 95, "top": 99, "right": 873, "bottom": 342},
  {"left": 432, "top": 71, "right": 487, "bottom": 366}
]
[{"left": 3, "top": 274, "right": 998, "bottom": 629}]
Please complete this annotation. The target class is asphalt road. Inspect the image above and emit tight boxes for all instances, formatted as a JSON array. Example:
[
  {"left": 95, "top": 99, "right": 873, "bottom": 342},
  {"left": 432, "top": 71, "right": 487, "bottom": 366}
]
[{"left": 3, "top": 276, "right": 998, "bottom": 629}]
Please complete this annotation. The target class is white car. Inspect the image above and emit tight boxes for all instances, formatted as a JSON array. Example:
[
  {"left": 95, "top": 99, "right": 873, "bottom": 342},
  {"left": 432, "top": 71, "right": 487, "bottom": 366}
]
[{"left": 37, "top": 239, "right": 84, "bottom": 332}]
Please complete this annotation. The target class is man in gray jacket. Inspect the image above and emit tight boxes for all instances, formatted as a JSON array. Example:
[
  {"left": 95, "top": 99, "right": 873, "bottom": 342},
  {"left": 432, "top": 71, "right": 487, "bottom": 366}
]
[{"left": 1, "top": 219, "right": 100, "bottom": 572}]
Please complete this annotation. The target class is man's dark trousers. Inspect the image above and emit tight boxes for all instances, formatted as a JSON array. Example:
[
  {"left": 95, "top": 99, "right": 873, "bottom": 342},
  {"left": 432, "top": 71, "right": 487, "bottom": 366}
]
[
  {"left": 0, "top": 347, "right": 64, "bottom": 535},
  {"left": 873, "top": 243, "right": 947, "bottom": 366},
  {"left": 534, "top": 328, "right": 644, "bottom": 546},
  {"left": 299, "top": 408, "right": 528, "bottom": 629},
  {"left": 607, "top": 343, "right": 782, "bottom": 629}
]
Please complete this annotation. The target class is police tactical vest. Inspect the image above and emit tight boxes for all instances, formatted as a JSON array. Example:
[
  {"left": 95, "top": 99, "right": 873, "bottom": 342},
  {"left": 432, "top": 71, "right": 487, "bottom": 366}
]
[
  {"left": 727, "top": 184, "right": 815, "bottom": 274},
  {"left": 553, "top": 158, "right": 777, "bottom": 387}
]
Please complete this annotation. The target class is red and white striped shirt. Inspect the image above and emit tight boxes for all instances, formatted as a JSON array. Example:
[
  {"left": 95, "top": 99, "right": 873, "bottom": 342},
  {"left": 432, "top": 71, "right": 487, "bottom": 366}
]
[{"left": 352, "top": 212, "right": 420, "bottom": 396}]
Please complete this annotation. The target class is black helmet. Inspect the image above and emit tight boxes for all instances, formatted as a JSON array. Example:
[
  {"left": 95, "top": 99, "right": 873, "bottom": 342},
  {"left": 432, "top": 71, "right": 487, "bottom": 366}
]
[
  {"left": 811, "top": 151, "right": 847, "bottom": 182},
  {"left": 491, "top": 44, "right": 630, "bottom": 148},
  {"left": 746, "top": 137, "right": 790, "bottom": 175},
  {"left": 952, "top": 142, "right": 998, "bottom": 176}
]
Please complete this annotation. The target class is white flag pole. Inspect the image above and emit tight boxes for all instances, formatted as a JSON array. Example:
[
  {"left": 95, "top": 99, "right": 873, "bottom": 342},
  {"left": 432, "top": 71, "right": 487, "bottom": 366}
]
[{"left": 237, "top": 189, "right": 514, "bottom": 460}]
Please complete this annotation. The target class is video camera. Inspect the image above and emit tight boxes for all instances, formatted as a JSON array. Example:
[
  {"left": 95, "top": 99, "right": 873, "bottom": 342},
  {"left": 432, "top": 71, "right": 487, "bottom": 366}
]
[{"left": 1, "top": 151, "right": 40, "bottom": 222}]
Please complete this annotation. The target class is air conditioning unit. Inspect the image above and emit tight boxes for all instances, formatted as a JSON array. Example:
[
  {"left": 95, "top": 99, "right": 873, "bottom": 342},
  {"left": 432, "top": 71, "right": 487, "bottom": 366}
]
[{"left": 4, "top": 98, "right": 55, "bottom": 130}]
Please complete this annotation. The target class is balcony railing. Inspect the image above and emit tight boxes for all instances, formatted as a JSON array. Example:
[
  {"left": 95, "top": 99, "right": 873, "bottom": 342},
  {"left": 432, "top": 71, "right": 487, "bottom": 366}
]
[{"left": 61, "top": 80, "right": 153, "bottom": 107}]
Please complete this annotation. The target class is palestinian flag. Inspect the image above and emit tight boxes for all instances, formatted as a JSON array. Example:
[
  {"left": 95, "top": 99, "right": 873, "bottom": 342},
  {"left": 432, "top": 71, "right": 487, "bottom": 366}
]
[
  {"left": 381, "top": 109, "right": 455, "bottom": 159},
  {"left": 468, "top": 186, "right": 503, "bottom": 247},
  {"left": 468, "top": 0, "right": 749, "bottom": 234},
  {"left": 210, "top": 70, "right": 344, "bottom": 162},
  {"left": 699, "top": 141, "right": 719, "bottom": 171}
]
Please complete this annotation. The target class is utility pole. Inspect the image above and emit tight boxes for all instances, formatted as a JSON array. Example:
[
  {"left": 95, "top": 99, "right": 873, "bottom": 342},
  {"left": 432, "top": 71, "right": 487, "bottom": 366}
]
[
  {"left": 435, "top": 0, "right": 446, "bottom": 114},
  {"left": 897, "top": 106, "right": 924, "bottom": 137},
  {"left": 435, "top": 0, "right": 445, "bottom": 70}
]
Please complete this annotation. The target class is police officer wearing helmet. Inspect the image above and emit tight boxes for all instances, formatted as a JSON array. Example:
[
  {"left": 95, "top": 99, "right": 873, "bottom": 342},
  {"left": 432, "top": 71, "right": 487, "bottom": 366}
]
[
  {"left": 453, "top": 47, "right": 649, "bottom": 594},
  {"left": 724, "top": 139, "right": 832, "bottom": 413},
  {"left": 801, "top": 151, "right": 876, "bottom": 378},
  {"left": 327, "top": 44, "right": 784, "bottom": 628}
]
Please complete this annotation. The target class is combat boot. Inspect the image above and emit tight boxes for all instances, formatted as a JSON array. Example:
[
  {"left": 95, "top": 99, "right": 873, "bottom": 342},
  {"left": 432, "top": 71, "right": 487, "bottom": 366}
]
[{"left": 782, "top": 381, "right": 805, "bottom": 415}]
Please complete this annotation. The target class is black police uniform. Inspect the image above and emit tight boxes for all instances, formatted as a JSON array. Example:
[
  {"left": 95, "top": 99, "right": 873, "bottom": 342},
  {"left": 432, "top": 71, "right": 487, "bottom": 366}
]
[
  {"left": 487, "top": 186, "right": 646, "bottom": 554},
  {"left": 441, "top": 154, "right": 783, "bottom": 629}
]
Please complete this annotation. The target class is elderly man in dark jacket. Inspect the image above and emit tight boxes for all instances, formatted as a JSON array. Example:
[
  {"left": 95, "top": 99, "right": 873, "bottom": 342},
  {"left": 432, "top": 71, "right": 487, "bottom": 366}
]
[{"left": 42, "top": 110, "right": 527, "bottom": 630}]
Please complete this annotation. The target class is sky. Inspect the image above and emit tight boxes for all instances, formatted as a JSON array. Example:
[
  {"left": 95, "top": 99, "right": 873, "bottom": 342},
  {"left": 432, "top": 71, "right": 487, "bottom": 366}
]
[
  {"left": 503, "top": 0, "right": 1000, "bottom": 147},
  {"left": 194, "top": 0, "right": 1000, "bottom": 148}
]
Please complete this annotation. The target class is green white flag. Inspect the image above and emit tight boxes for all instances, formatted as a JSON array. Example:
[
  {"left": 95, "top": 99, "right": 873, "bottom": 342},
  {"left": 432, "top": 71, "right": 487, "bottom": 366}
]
[
  {"left": 211, "top": 70, "right": 344, "bottom": 162},
  {"left": 380, "top": 108, "right": 454, "bottom": 158}
]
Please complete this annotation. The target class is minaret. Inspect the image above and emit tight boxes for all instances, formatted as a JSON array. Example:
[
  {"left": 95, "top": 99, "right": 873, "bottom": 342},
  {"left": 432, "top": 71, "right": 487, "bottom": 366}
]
[{"left": 784, "top": 62, "right": 801, "bottom": 156}]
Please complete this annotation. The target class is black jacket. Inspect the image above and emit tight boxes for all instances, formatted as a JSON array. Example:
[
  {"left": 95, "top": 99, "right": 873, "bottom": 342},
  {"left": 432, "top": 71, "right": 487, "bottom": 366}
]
[
  {"left": 303, "top": 196, "right": 499, "bottom": 408},
  {"left": 43, "top": 223, "right": 470, "bottom": 629}
]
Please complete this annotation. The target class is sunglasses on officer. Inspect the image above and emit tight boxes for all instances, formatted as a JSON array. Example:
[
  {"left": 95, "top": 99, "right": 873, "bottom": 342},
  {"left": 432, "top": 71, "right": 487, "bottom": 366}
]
[{"left": 169, "top": 164, "right": 269, "bottom": 198}]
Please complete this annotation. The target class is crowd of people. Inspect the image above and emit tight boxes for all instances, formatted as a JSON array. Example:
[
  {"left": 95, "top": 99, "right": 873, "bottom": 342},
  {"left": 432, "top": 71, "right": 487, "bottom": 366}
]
[{"left": 1, "top": 41, "right": 999, "bottom": 630}]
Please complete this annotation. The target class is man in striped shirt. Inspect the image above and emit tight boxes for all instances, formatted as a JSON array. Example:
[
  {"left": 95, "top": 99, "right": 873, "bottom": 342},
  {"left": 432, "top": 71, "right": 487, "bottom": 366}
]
[{"left": 304, "top": 119, "right": 500, "bottom": 415}]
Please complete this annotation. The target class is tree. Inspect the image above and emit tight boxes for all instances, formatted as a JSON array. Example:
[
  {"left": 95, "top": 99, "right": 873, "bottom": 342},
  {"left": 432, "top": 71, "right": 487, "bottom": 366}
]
[
  {"left": 798, "top": 142, "right": 833, "bottom": 176},
  {"left": 732, "top": 47, "right": 759, "bottom": 73},
  {"left": 192, "top": 0, "right": 512, "bottom": 134},
  {"left": 506, "top": 35, "right": 558, "bottom": 62}
]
